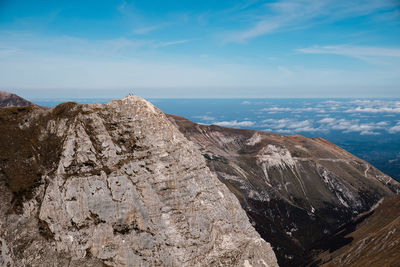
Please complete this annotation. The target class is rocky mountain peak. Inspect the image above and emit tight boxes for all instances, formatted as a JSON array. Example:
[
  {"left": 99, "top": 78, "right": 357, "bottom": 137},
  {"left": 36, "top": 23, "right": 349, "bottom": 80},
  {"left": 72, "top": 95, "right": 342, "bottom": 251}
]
[{"left": 0, "top": 96, "right": 278, "bottom": 266}]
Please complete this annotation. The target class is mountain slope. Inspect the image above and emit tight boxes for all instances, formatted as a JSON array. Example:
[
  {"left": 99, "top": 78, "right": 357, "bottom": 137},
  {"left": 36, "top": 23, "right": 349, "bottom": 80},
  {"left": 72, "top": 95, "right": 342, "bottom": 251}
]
[
  {"left": 167, "top": 114, "right": 400, "bottom": 266},
  {"left": 0, "top": 97, "right": 278, "bottom": 266},
  {"left": 0, "top": 91, "right": 35, "bottom": 107},
  {"left": 312, "top": 195, "right": 400, "bottom": 267}
]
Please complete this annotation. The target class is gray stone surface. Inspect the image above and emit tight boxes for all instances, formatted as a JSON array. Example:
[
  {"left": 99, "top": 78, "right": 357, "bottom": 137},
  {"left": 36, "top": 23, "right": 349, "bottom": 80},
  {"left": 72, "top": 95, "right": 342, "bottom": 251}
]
[{"left": 0, "top": 96, "right": 278, "bottom": 267}]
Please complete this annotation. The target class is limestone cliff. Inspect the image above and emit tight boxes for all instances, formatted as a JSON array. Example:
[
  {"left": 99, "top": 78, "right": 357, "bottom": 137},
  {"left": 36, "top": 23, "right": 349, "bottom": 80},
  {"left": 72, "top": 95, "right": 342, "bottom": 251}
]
[{"left": 0, "top": 96, "right": 278, "bottom": 266}]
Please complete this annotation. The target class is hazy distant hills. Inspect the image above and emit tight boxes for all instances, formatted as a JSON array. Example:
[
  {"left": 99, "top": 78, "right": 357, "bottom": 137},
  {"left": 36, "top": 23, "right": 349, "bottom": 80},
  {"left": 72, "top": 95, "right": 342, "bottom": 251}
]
[{"left": 0, "top": 91, "right": 35, "bottom": 107}]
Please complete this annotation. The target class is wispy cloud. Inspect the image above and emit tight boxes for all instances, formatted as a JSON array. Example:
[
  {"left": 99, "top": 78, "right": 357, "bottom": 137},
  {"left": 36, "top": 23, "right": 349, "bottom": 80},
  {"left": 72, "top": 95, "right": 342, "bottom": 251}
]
[
  {"left": 260, "top": 106, "right": 326, "bottom": 113},
  {"left": 297, "top": 45, "right": 400, "bottom": 62},
  {"left": 133, "top": 25, "right": 163, "bottom": 35},
  {"left": 193, "top": 115, "right": 216, "bottom": 121},
  {"left": 225, "top": 0, "right": 399, "bottom": 42},
  {"left": 345, "top": 106, "right": 400, "bottom": 113},
  {"left": 261, "top": 107, "right": 291, "bottom": 112},
  {"left": 213, "top": 120, "right": 255, "bottom": 127},
  {"left": 153, "top": 39, "right": 191, "bottom": 48},
  {"left": 318, "top": 117, "right": 385, "bottom": 135},
  {"left": 261, "top": 116, "right": 396, "bottom": 135},
  {"left": 344, "top": 100, "right": 400, "bottom": 113},
  {"left": 262, "top": 118, "right": 320, "bottom": 133},
  {"left": 389, "top": 121, "right": 400, "bottom": 133}
]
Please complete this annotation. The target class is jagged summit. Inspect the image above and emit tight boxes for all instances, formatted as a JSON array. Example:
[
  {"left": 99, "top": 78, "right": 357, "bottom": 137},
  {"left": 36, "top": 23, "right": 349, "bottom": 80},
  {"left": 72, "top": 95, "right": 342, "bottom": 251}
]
[
  {"left": 0, "top": 95, "right": 278, "bottom": 266},
  {"left": 114, "top": 94, "right": 158, "bottom": 114}
]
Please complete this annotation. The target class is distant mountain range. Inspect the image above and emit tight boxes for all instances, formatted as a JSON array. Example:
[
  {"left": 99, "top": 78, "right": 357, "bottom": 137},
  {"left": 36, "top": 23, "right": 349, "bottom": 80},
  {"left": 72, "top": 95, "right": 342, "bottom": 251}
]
[{"left": 1, "top": 91, "right": 399, "bottom": 266}]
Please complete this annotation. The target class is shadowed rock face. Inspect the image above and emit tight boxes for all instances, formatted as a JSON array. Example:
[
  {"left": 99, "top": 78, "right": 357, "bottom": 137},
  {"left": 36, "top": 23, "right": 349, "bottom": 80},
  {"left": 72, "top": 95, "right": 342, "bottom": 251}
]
[
  {"left": 167, "top": 114, "right": 400, "bottom": 266},
  {"left": 0, "top": 91, "right": 35, "bottom": 107},
  {"left": 0, "top": 97, "right": 278, "bottom": 267},
  {"left": 312, "top": 195, "right": 400, "bottom": 267}
]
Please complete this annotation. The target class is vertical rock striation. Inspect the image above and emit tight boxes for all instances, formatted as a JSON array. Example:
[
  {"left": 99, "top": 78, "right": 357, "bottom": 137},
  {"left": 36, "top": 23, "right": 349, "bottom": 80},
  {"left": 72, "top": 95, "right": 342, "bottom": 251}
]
[{"left": 0, "top": 96, "right": 278, "bottom": 266}]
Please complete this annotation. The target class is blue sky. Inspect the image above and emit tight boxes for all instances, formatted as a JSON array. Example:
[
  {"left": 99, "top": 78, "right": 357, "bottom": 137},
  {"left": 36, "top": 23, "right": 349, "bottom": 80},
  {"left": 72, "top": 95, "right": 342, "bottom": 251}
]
[{"left": 0, "top": 0, "right": 399, "bottom": 98}]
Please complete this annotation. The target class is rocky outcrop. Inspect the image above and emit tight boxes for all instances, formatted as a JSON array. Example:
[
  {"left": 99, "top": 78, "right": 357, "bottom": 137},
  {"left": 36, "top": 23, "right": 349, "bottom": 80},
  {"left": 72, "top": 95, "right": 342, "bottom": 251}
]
[
  {"left": 167, "top": 114, "right": 400, "bottom": 266},
  {"left": 0, "top": 97, "right": 278, "bottom": 266},
  {"left": 0, "top": 91, "right": 35, "bottom": 107}
]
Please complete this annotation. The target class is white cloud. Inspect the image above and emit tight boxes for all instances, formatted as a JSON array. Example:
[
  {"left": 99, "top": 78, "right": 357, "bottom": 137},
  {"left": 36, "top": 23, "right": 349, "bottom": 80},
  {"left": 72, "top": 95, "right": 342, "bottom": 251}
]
[
  {"left": 1, "top": 31, "right": 399, "bottom": 98},
  {"left": 261, "top": 107, "right": 291, "bottom": 112},
  {"left": 242, "top": 100, "right": 251, "bottom": 105},
  {"left": 261, "top": 116, "right": 397, "bottom": 135},
  {"left": 292, "top": 107, "right": 326, "bottom": 113},
  {"left": 261, "top": 118, "right": 320, "bottom": 133},
  {"left": 193, "top": 115, "right": 216, "bottom": 121},
  {"left": 287, "top": 120, "right": 312, "bottom": 129},
  {"left": 133, "top": 25, "right": 162, "bottom": 35},
  {"left": 319, "top": 117, "right": 335, "bottom": 123},
  {"left": 153, "top": 39, "right": 191, "bottom": 48},
  {"left": 225, "top": 0, "right": 398, "bottom": 42},
  {"left": 298, "top": 45, "right": 400, "bottom": 59},
  {"left": 377, "top": 121, "right": 389, "bottom": 126},
  {"left": 345, "top": 106, "right": 400, "bottom": 113},
  {"left": 323, "top": 100, "right": 341, "bottom": 104},
  {"left": 360, "top": 130, "right": 380, "bottom": 135},
  {"left": 316, "top": 117, "right": 388, "bottom": 134},
  {"left": 388, "top": 121, "right": 400, "bottom": 133},
  {"left": 261, "top": 106, "right": 325, "bottom": 113},
  {"left": 213, "top": 120, "right": 255, "bottom": 127}
]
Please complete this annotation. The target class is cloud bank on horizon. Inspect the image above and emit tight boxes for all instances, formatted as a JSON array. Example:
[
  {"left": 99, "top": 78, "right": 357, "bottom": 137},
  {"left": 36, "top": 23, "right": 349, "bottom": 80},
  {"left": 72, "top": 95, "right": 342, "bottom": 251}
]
[
  {"left": 0, "top": 0, "right": 399, "bottom": 98},
  {"left": 195, "top": 99, "right": 400, "bottom": 135}
]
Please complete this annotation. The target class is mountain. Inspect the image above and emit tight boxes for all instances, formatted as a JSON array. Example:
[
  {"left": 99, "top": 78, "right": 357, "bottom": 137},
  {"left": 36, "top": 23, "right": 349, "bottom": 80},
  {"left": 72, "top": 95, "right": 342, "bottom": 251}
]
[
  {"left": 0, "top": 91, "right": 35, "bottom": 107},
  {"left": 2, "top": 92, "right": 399, "bottom": 266},
  {"left": 167, "top": 114, "right": 400, "bottom": 266},
  {"left": 311, "top": 195, "right": 400, "bottom": 267},
  {"left": 0, "top": 97, "right": 278, "bottom": 266}
]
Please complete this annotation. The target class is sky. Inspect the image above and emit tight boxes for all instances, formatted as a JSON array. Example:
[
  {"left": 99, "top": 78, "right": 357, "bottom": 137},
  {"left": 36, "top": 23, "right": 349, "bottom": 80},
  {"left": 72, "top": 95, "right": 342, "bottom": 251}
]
[{"left": 0, "top": 0, "right": 399, "bottom": 98}]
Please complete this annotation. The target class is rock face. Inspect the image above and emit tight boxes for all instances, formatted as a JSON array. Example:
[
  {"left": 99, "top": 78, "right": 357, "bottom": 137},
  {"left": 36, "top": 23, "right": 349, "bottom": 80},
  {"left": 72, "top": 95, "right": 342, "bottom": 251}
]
[
  {"left": 313, "top": 195, "right": 400, "bottom": 267},
  {"left": 167, "top": 115, "right": 400, "bottom": 266},
  {"left": 0, "top": 97, "right": 278, "bottom": 266},
  {"left": 0, "top": 91, "right": 35, "bottom": 107}
]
